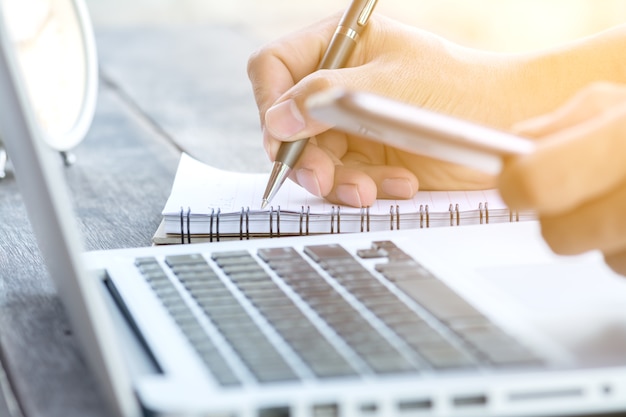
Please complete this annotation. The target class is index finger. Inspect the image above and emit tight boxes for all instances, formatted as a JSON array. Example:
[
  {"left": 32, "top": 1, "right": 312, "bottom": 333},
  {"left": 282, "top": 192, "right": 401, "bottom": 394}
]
[{"left": 247, "top": 15, "right": 339, "bottom": 125}]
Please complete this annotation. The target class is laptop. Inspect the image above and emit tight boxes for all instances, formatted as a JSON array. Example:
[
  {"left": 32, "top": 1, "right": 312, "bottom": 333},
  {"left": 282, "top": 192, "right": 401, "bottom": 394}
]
[{"left": 2, "top": 7, "right": 626, "bottom": 417}]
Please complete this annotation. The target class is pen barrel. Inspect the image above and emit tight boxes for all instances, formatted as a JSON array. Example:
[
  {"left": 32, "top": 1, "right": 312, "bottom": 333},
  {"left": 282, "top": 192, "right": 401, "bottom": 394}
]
[
  {"left": 275, "top": 137, "right": 308, "bottom": 168},
  {"left": 279, "top": 32, "right": 359, "bottom": 168},
  {"left": 319, "top": 31, "right": 357, "bottom": 70},
  {"left": 318, "top": 0, "right": 378, "bottom": 69},
  {"left": 262, "top": 0, "right": 378, "bottom": 206}
]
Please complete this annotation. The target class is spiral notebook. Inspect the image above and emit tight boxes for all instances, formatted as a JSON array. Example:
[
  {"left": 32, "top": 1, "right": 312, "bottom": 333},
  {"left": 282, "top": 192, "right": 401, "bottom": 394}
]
[{"left": 153, "top": 153, "right": 534, "bottom": 244}]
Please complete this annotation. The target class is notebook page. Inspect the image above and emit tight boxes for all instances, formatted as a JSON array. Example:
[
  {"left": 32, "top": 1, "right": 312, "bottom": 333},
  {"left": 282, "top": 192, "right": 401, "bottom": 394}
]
[{"left": 163, "top": 154, "right": 507, "bottom": 218}]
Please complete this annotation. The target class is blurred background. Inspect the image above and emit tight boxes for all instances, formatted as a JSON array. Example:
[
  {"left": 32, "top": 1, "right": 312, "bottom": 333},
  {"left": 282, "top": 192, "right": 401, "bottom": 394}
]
[
  {"left": 85, "top": 0, "right": 626, "bottom": 52},
  {"left": 80, "top": 0, "right": 626, "bottom": 172}
]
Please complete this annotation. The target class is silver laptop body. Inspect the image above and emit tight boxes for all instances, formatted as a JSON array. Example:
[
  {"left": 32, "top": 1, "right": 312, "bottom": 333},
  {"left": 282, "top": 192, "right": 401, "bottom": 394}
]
[{"left": 1, "top": 3, "right": 626, "bottom": 417}]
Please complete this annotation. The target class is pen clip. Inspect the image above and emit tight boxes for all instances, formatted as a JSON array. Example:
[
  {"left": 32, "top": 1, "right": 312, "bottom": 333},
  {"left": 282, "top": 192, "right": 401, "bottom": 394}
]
[{"left": 357, "top": 0, "right": 378, "bottom": 26}]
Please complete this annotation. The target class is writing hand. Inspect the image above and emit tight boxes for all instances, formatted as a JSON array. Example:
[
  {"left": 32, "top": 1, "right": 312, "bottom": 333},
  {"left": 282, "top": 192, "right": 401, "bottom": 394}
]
[{"left": 247, "top": 14, "right": 515, "bottom": 207}]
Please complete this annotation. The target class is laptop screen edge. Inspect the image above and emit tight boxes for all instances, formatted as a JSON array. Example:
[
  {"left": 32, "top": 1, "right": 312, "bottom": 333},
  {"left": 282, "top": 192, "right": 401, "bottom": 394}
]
[{"left": 0, "top": 5, "right": 140, "bottom": 417}]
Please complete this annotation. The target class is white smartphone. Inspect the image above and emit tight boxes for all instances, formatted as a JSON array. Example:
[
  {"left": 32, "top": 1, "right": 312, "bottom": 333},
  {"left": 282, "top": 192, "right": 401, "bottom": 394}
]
[{"left": 305, "top": 88, "right": 535, "bottom": 174}]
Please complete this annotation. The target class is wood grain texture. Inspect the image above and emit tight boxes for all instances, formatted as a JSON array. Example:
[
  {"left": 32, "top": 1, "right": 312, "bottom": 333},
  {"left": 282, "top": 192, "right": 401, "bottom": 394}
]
[
  {"left": 0, "top": 357, "right": 20, "bottom": 417},
  {"left": 0, "top": 84, "right": 179, "bottom": 417},
  {"left": 95, "top": 24, "right": 272, "bottom": 174}
]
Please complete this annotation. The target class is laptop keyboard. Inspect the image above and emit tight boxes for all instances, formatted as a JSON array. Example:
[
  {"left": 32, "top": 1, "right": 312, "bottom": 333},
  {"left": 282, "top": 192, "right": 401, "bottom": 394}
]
[{"left": 134, "top": 240, "right": 542, "bottom": 386}]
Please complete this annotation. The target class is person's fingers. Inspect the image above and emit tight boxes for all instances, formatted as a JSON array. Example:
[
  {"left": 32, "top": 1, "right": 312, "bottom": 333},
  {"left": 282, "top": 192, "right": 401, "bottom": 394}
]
[
  {"left": 604, "top": 250, "right": 626, "bottom": 277},
  {"left": 323, "top": 164, "right": 379, "bottom": 207},
  {"left": 344, "top": 161, "right": 419, "bottom": 200},
  {"left": 264, "top": 92, "right": 333, "bottom": 142},
  {"left": 499, "top": 101, "right": 626, "bottom": 215},
  {"left": 512, "top": 82, "right": 626, "bottom": 138},
  {"left": 263, "top": 64, "right": 377, "bottom": 142},
  {"left": 320, "top": 164, "right": 419, "bottom": 206},
  {"left": 287, "top": 138, "right": 341, "bottom": 198},
  {"left": 538, "top": 178, "right": 626, "bottom": 256},
  {"left": 282, "top": 144, "right": 380, "bottom": 208},
  {"left": 312, "top": 128, "right": 349, "bottom": 161},
  {"left": 247, "top": 14, "right": 340, "bottom": 124}
]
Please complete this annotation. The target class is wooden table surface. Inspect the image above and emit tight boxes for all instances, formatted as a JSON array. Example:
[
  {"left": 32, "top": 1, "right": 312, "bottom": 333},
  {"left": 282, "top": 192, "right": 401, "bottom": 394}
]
[
  {"left": 0, "top": 24, "right": 268, "bottom": 417},
  {"left": 0, "top": 22, "right": 625, "bottom": 417}
]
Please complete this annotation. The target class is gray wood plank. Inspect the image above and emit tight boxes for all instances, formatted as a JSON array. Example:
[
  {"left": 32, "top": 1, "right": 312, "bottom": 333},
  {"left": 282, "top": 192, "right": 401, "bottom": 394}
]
[
  {"left": 95, "top": 24, "right": 272, "bottom": 174},
  {"left": 0, "top": 84, "right": 180, "bottom": 417},
  {"left": 0, "top": 358, "right": 20, "bottom": 417}
]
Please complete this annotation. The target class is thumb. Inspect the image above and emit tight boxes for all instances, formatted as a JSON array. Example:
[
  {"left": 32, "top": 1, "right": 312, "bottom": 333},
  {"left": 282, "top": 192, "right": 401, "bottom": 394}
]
[{"left": 264, "top": 70, "right": 346, "bottom": 142}]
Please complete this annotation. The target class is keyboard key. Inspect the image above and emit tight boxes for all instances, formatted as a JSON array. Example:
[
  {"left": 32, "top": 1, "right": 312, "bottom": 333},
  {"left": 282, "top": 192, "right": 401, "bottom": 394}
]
[
  {"left": 257, "top": 247, "right": 298, "bottom": 262},
  {"left": 215, "top": 250, "right": 358, "bottom": 380},
  {"left": 165, "top": 253, "right": 206, "bottom": 266},
  {"left": 135, "top": 257, "right": 241, "bottom": 386},
  {"left": 375, "top": 261, "right": 433, "bottom": 281},
  {"left": 453, "top": 323, "right": 542, "bottom": 366},
  {"left": 356, "top": 248, "right": 388, "bottom": 259},
  {"left": 417, "top": 345, "right": 476, "bottom": 369},
  {"left": 138, "top": 237, "right": 544, "bottom": 387},
  {"left": 263, "top": 246, "right": 420, "bottom": 376},
  {"left": 167, "top": 254, "right": 303, "bottom": 384},
  {"left": 393, "top": 279, "right": 482, "bottom": 321}
]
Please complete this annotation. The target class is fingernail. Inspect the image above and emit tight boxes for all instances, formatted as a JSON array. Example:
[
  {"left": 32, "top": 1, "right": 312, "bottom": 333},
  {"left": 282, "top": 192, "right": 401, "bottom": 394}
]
[
  {"left": 296, "top": 168, "right": 322, "bottom": 197},
  {"left": 265, "top": 99, "right": 306, "bottom": 139},
  {"left": 336, "top": 184, "right": 362, "bottom": 207},
  {"left": 382, "top": 178, "right": 414, "bottom": 198}
]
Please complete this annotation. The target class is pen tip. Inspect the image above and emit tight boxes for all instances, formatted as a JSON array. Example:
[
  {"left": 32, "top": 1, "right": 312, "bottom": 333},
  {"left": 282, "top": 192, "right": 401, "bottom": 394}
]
[{"left": 262, "top": 161, "right": 292, "bottom": 211}]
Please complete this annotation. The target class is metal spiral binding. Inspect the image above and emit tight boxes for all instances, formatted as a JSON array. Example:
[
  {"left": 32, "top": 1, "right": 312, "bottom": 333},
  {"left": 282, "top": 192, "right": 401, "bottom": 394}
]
[
  {"left": 266, "top": 206, "right": 282, "bottom": 238},
  {"left": 479, "top": 202, "right": 490, "bottom": 225},
  {"left": 237, "top": 207, "right": 252, "bottom": 240},
  {"left": 239, "top": 207, "right": 244, "bottom": 240},
  {"left": 389, "top": 205, "right": 400, "bottom": 230},
  {"left": 179, "top": 206, "right": 192, "bottom": 244},
  {"left": 239, "top": 207, "right": 250, "bottom": 240},
  {"left": 178, "top": 199, "right": 503, "bottom": 242},
  {"left": 396, "top": 205, "right": 400, "bottom": 230},
  {"left": 360, "top": 206, "right": 370, "bottom": 232},
  {"left": 179, "top": 207, "right": 184, "bottom": 244},
  {"left": 245, "top": 207, "right": 250, "bottom": 239},
  {"left": 485, "top": 202, "right": 489, "bottom": 224},
  {"left": 419, "top": 204, "right": 430, "bottom": 228},
  {"left": 337, "top": 206, "right": 341, "bottom": 233},
  {"left": 215, "top": 208, "right": 221, "bottom": 241},
  {"left": 299, "top": 205, "right": 311, "bottom": 236},
  {"left": 448, "top": 204, "right": 460, "bottom": 226},
  {"left": 330, "top": 206, "right": 341, "bottom": 234},
  {"left": 207, "top": 208, "right": 221, "bottom": 242},
  {"left": 208, "top": 208, "right": 214, "bottom": 242},
  {"left": 186, "top": 207, "right": 191, "bottom": 243}
]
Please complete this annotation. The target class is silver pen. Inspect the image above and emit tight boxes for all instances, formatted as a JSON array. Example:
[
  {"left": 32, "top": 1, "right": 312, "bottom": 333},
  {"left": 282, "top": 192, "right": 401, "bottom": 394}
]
[{"left": 261, "top": 0, "right": 379, "bottom": 209}]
